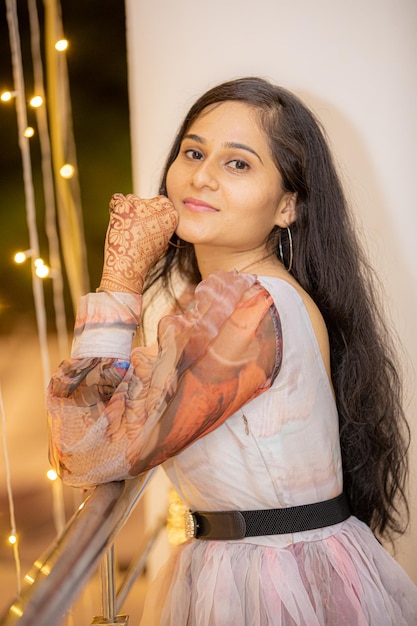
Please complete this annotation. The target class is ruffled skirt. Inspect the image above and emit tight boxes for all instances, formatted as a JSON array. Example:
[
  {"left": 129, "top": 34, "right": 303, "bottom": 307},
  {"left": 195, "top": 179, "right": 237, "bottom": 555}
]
[{"left": 139, "top": 518, "right": 417, "bottom": 625}]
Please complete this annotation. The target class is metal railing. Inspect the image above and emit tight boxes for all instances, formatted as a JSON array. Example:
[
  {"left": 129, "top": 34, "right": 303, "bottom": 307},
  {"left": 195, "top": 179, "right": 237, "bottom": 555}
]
[{"left": 0, "top": 469, "right": 161, "bottom": 626}]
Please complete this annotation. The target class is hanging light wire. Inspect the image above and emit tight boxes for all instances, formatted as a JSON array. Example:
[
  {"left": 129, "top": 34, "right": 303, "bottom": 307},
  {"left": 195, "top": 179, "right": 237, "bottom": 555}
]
[
  {"left": 44, "top": 0, "right": 90, "bottom": 309},
  {"left": 5, "top": 0, "right": 50, "bottom": 388},
  {"left": 5, "top": 0, "right": 67, "bottom": 565},
  {"left": 27, "top": 0, "right": 69, "bottom": 359},
  {"left": 4, "top": 0, "right": 52, "bottom": 594},
  {"left": 0, "top": 384, "right": 21, "bottom": 596}
]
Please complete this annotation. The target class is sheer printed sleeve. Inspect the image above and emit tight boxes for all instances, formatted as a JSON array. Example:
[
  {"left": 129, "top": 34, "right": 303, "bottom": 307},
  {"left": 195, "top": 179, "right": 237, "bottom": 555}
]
[{"left": 47, "top": 270, "right": 282, "bottom": 487}]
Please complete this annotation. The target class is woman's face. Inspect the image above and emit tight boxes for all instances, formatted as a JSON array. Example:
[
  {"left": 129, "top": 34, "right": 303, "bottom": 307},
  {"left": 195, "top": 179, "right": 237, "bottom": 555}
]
[{"left": 166, "top": 101, "right": 291, "bottom": 253}]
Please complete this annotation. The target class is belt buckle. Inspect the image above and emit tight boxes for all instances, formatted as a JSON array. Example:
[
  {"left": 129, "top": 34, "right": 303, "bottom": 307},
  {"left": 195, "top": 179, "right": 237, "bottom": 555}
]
[{"left": 184, "top": 511, "right": 198, "bottom": 540}]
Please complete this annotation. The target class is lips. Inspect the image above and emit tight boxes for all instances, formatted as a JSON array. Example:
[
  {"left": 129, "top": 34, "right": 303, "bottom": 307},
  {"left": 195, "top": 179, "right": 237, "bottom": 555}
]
[{"left": 183, "top": 197, "right": 218, "bottom": 213}]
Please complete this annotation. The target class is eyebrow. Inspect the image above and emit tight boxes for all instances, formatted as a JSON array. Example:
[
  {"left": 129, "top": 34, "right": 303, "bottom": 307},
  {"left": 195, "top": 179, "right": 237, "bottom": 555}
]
[{"left": 183, "top": 133, "right": 263, "bottom": 164}]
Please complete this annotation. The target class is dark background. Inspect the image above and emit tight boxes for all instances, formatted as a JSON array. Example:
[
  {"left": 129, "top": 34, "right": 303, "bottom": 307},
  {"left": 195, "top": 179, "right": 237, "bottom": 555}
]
[{"left": 0, "top": 0, "right": 132, "bottom": 334}]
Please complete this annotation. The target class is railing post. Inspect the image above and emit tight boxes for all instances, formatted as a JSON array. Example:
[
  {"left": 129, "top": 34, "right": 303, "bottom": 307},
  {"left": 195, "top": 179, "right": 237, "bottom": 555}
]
[
  {"left": 0, "top": 471, "right": 156, "bottom": 626},
  {"left": 102, "top": 546, "right": 116, "bottom": 620},
  {"left": 91, "top": 546, "right": 129, "bottom": 626}
]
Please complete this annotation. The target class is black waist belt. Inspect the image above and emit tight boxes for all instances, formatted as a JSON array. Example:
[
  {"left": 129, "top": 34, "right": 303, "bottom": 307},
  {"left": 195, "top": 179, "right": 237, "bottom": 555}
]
[{"left": 184, "top": 493, "right": 350, "bottom": 540}]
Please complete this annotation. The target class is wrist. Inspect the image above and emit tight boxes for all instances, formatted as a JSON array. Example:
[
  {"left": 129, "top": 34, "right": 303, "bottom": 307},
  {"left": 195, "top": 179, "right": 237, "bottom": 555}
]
[{"left": 98, "top": 275, "right": 144, "bottom": 295}]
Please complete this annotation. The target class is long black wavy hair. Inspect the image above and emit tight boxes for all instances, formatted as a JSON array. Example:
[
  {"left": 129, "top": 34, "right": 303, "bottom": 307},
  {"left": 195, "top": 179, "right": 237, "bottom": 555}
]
[{"left": 145, "top": 76, "right": 410, "bottom": 541}]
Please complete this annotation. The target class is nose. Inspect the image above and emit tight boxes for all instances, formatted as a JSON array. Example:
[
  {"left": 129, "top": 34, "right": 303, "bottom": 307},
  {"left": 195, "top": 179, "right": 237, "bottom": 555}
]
[{"left": 191, "top": 159, "right": 219, "bottom": 190}]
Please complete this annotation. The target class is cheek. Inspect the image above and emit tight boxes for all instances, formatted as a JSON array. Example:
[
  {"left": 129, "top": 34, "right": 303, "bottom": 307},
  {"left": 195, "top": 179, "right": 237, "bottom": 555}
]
[
  {"left": 165, "top": 166, "right": 175, "bottom": 197},
  {"left": 166, "top": 159, "right": 185, "bottom": 196},
  {"left": 236, "top": 189, "right": 277, "bottom": 220}
]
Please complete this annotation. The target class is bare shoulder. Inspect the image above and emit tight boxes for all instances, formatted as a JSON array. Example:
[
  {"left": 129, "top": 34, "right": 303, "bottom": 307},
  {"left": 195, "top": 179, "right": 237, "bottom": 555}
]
[{"left": 258, "top": 266, "right": 332, "bottom": 383}]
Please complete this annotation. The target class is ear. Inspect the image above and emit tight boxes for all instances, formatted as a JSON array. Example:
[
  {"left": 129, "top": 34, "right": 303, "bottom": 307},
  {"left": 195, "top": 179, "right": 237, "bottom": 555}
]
[{"left": 274, "top": 192, "right": 297, "bottom": 228}]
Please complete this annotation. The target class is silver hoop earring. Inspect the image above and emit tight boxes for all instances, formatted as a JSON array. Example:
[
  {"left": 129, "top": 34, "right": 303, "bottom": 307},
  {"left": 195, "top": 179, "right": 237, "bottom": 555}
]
[{"left": 278, "top": 226, "right": 293, "bottom": 273}]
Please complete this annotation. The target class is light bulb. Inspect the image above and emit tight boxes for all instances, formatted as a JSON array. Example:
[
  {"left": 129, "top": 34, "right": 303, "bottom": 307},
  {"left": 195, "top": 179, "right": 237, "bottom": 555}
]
[
  {"left": 14, "top": 251, "right": 27, "bottom": 263},
  {"left": 24, "top": 126, "right": 35, "bottom": 138},
  {"left": 59, "top": 163, "right": 75, "bottom": 179},
  {"left": 8, "top": 534, "right": 17, "bottom": 545},
  {"left": 47, "top": 469, "right": 58, "bottom": 481},
  {"left": 30, "top": 95, "right": 43, "bottom": 108},
  {"left": 55, "top": 39, "right": 68, "bottom": 51},
  {"left": 1, "top": 91, "right": 14, "bottom": 102},
  {"left": 35, "top": 264, "right": 50, "bottom": 278}
]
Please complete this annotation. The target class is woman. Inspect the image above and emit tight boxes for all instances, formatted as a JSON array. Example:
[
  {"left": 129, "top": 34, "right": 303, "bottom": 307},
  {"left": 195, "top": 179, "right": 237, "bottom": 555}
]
[{"left": 47, "top": 77, "right": 417, "bottom": 624}]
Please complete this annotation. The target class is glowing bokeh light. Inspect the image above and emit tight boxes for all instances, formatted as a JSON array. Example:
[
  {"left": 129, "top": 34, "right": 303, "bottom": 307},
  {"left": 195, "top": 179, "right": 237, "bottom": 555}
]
[
  {"left": 10, "top": 605, "right": 23, "bottom": 618},
  {"left": 55, "top": 39, "right": 68, "bottom": 51},
  {"left": 30, "top": 95, "right": 43, "bottom": 108},
  {"left": 47, "top": 469, "right": 58, "bottom": 481},
  {"left": 14, "top": 252, "right": 27, "bottom": 264},
  {"left": 35, "top": 264, "right": 50, "bottom": 278},
  {"left": 59, "top": 163, "right": 75, "bottom": 179},
  {"left": 1, "top": 91, "right": 13, "bottom": 102}
]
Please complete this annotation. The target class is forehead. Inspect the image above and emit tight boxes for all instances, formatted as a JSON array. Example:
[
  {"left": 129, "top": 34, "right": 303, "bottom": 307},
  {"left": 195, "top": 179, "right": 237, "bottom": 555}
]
[{"left": 186, "top": 101, "right": 267, "bottom": 145}]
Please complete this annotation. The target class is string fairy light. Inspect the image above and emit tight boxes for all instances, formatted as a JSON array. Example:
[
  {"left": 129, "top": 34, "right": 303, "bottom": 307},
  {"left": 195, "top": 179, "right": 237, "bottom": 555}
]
[
  {"left": 35, "top": 262, "right": 51, "bottom": 278},
  {"left": 55, "top": 38, "right": 68, "bottom": 51},
  {"left": 5, "top": 0, "right": 50, "bottom": 385},
  {"left": 46, "top": 468, "right": 57, "bottom": 481},
  {"left": 0, "top": 383, "right": 22, "bottom": 595},
  {"left": 5, "top": 0, "right": 52, "bottom": 599},
  {"left": 29, "top": 94, "right": 43, "bottom": 108},
  {"left": 44, "top": 0, "right": 90, "bottom": 307},
  {"left": 14, "top": 251, "right": 57, "bottom": 280},
  {"left": 28, "top": 0, "right": 69, "bottom": 359},
  {"left": 1, "top": 2, "right": 92, "bottom": 615},
  {"left": 5, "top": 0, "right": 67, "bottom": 588},
  {"left": 14, "top": 249, "right": 33, "bottom": 264},
  {"left": 59, "top": 163, "right": 74, "bottom": 179},
  {"left": 47, "top": 468, "right": 65, "bottom": 533},
  {"left": 1, "top": 90, "right": 17, "bottom": 101}
]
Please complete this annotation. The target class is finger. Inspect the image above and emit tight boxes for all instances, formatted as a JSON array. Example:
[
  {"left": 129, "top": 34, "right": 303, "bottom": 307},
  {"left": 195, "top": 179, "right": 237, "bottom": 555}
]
[{"left": 109, "top": 192, "right": 128, "bottom": 214}]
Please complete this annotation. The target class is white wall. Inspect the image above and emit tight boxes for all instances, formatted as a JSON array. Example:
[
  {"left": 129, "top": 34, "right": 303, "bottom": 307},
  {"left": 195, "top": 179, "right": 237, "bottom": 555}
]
[{"left": 125, "top": 0, "right": 417, "bottom": 582}]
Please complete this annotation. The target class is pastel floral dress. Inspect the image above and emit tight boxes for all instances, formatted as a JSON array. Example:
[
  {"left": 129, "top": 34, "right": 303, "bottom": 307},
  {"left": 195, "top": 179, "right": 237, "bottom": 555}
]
[{"left": 47, "top": 271, "right": 417, "bottom": 625}]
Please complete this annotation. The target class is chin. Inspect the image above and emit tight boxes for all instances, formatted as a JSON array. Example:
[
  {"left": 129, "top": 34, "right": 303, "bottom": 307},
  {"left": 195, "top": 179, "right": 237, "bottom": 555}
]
[{"left": 176, "top": 225, "right": 208, "bottom": 245}]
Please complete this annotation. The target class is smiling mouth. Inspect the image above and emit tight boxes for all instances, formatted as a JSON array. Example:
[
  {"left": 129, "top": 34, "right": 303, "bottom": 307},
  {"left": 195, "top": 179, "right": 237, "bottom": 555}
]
[{"left": 183, "top": 198, "right": 218, "bottom": 213}]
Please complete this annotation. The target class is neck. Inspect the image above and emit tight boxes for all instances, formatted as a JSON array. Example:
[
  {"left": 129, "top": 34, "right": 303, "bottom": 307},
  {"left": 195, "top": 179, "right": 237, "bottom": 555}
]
[{"left": 194, "top": 244, "right": 277, "bottom": 279}]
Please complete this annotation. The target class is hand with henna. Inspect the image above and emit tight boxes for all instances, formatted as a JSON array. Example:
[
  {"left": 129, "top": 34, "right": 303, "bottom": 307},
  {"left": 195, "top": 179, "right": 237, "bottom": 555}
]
[{"left": 99, "top": 193, "right": 178, "bottom": 294}]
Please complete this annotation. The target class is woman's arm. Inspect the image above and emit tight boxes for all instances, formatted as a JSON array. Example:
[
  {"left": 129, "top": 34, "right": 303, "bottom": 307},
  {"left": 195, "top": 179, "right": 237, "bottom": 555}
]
[{"left": 47, "top": 271, "right": 282, "bottom": 487}]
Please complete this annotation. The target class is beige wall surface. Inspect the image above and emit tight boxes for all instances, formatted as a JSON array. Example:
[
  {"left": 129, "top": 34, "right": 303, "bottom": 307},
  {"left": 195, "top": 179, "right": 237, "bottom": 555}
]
[{"left": 125, "top": 0, "right": 417, "bottom": 582}]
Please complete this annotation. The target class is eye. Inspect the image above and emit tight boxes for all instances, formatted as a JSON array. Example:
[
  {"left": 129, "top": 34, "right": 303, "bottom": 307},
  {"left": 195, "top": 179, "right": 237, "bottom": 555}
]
[
  {"left": 228, "top": 159, "right": 250, "bottom": 171},
  {"left": 184, "top": 149, "right": 204, "bottom": 161}
]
